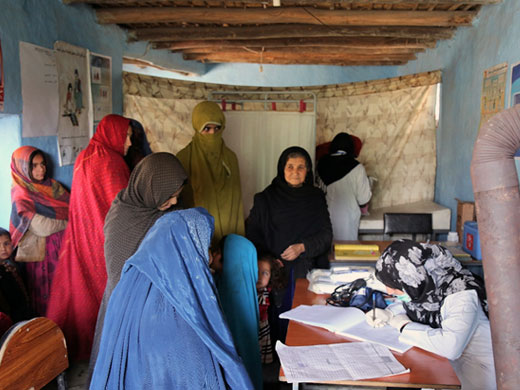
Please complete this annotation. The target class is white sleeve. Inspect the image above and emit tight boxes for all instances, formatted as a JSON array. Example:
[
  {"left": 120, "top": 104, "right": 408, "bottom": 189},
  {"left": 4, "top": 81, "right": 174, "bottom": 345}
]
[
  {"left": 354, "top": 164, "right": 372, "bottom": 206},
  {"left": 399, "top": 290, "right": 481, "bottom": 360}
]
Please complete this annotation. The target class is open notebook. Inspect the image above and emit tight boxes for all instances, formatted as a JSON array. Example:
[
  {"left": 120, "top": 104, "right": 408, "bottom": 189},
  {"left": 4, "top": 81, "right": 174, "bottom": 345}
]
[{"left": 280, "top": 304, "right": 412, "bottom": 353}]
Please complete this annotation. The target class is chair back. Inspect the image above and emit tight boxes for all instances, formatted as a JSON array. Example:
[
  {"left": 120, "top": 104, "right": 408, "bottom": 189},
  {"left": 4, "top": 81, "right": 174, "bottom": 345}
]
[{"left": 383, "top": 213, "right": 433, "bottom": 241}]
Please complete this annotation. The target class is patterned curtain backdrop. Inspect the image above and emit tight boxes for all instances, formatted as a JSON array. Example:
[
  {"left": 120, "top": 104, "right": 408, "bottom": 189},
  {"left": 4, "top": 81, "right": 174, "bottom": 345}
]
[
  {"left": 123, "top": 71, "right": 440, "bottom": 210},
  {"left": 317, "top": 84, "right": 438, "bottom": 209},
  {"left": 124, "top": 95, "right": 196, "bottom": 154}
]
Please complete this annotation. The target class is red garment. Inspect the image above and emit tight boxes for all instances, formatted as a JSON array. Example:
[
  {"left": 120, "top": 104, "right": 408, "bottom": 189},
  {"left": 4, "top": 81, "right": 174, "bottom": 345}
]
[
  {"left": 46, "top": 114, "right": 131, "bottom": 361},
  {"left": 10, "top": 146, "right": 69, "bottom": 247}
]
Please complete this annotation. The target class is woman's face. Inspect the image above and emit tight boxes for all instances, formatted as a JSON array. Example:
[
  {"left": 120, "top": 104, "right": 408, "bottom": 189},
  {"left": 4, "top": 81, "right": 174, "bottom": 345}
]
[
  {"left": 284, "top": 156, "right": 307, "bottom": 187},
  {"left": 256, "top": 260, "right": 272, "bottom": 291},
  {"left": 157, "top": 186, "right": 184, "bottom": 211},
  {"left": 124, "top": 126, "right": 132, "bottom": 156},
  {"left": 200, "top": 124, "right": 221, "bottom": 135},
  {"left": 0, "top": 235, "right": 13, "bottom": 261},
  {"left": 386, "top": 286, "right": 405, "bottom": 296},
  {"left": 31, "top": 153, "right": 46, "bottom": 181}
]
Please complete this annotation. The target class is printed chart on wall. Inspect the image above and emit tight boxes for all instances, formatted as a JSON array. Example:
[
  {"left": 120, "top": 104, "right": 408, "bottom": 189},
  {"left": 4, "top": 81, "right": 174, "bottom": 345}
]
[
  {"left": 480, "top": 62, "right": 508, "bottom": 129},
  {"left": 0, "top": 40, "right": 4, "bottom": 112},
  {"left": 19, "top": 42, "right": 59, "bottom": 137},
  {"left": 509, "top": 62, "right": 520, "bottom": 107},
  {"left": 90, "top": 52, "right": 112, "bottom": 131},
  {"left": 54, "top": 41, "right": 93, "bottom": 166}
]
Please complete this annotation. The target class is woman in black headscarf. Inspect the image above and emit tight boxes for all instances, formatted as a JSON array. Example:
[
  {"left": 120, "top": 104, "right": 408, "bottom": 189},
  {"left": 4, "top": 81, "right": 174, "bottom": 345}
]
[
  {"left": 316, "top": 132, "right": 371, "bottom": 240},
  {"left": 366, "top": 240, "right": 495, "bottom": 390},
  {"left": 246, "top": 146, "right": 332, "bottom": 341},
  {"left": 89, "top": 152, "right": 187, "bottom": 375}
]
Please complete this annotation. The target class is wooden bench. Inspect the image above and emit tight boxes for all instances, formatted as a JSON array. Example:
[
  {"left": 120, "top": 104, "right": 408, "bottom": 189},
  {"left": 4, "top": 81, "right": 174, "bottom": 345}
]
[{"left": 0, "top": 317, "right": 68, "bottom": 390}]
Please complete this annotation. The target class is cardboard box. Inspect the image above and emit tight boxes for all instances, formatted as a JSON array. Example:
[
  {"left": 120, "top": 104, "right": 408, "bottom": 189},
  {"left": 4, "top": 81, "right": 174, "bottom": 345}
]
[{"left": 455, "top": 198, "right": 475, "bottom": 243}]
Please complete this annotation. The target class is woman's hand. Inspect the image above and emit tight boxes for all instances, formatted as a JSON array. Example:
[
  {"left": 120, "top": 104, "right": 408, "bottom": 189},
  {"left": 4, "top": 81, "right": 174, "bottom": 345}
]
[{"left": 280, "top": 243, "right": 305, "bottom": 261}]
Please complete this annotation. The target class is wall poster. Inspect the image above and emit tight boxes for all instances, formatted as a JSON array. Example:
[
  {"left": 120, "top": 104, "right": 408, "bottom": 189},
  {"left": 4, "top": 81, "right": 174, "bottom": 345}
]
[
  {"left": 90, "top": 52, "right": 112, "bottom": 131},
  {"left": 480, "top": 62, "right": 508, "bottom": 129},
  {"left": 19, "top": 42, "right": 59, "bottom": 137},
  {"left": 509, "top": 62, "right": 520, "bottom": 108},
  {"left": 54, "top": 41, "right": 92, "bottom": 166},
  {"left": 0, "top": 40, "right": 4, "bottom": 112}
]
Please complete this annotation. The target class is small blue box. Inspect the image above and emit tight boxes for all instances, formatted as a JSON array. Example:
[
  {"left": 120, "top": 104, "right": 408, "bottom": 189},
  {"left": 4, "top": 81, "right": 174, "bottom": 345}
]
[{"left": 462, "top": 221, "right": 482, "bottom": 260}]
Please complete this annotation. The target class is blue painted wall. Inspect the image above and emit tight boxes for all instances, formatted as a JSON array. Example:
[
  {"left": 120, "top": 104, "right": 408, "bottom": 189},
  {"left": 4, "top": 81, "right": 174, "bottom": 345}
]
[
  {"left": 0, "top": 0, "right": 517, "bottom": 230},
  {"left": 0, "top": 0, "right": 127, "bottom": 228}
]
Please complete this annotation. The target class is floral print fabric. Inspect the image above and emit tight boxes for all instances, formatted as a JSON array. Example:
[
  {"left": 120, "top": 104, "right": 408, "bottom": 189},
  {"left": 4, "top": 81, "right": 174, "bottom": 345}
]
[{"left": 376, "top": 239, "right": 487, "bottom": 328}]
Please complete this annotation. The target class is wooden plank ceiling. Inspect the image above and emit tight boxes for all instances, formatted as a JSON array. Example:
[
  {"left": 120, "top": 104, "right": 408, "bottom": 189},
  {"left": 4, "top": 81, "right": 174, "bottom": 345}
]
[{"left": 64, "top": 0, "right": 501, "bottom": 66}]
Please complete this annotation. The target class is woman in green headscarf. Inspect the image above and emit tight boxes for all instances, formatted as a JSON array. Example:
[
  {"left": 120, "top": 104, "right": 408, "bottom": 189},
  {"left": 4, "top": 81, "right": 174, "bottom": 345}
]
[{"left": 177, "top": 101, "right": 245, "bottom": 243}]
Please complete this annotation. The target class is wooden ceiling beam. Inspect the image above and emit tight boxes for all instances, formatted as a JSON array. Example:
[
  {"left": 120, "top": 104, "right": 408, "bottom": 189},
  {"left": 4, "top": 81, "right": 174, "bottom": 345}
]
[
  {"left": 154, "top": 37, "right": 436, "bottom": 50},
  {"left": 96, "top": 7, "right": 477, "bottom": 26},
  {"left": 64, "top": 0, "right": 501, "bottom": 5},
  {"left": 185, "top": 50, "right": 416, "bottom": 60},
  {"left": 179, "top": 47, "right": 424, "bottom": 55},
  {"left": 130, "top": 25, "right": 456, "bottom": 42},
  {"left": 182, "top": 52, "right": 411, "bottom": 66}
]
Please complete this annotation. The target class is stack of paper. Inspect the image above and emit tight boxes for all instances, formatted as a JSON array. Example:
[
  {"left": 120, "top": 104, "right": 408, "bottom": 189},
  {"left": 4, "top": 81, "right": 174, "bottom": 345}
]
[
  {"left": 280, "top": 304, "right": 412, "bottom": 353},
  {"left": 276, "top": 341, "right": 409, "bottom": 383}
]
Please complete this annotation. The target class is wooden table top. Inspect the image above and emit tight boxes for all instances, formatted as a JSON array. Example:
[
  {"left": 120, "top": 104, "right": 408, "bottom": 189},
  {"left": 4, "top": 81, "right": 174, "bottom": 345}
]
[
  {"left": 279, "top": 279, "right": 461, "bottom": 389},
  {"left": 330, "top": 240, "right": 482, "bottom": 267}
]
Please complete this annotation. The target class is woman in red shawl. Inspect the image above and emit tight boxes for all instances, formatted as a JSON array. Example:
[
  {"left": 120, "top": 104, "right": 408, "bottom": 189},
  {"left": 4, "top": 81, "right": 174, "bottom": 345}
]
[
  {"left": 46, "top": 114, "right": 137, "bottom": 361},
  {"left": 10, "top": 146, "right": 70, "bottom": 316}
]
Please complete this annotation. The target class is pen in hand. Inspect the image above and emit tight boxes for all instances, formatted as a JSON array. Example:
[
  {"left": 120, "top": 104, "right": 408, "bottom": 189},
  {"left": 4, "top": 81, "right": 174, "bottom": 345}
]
[{"left": 372, "top": 293, "right": 376, "bottom": 321}]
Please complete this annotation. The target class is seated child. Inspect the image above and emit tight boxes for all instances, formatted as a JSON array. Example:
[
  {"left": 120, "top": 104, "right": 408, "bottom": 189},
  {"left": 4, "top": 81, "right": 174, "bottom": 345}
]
[
  {"left": 256, "top": 253, "right": 286, "bottom": 364},
  {"left": 0, "top": 228, "right": 32, "bottom": 325}
]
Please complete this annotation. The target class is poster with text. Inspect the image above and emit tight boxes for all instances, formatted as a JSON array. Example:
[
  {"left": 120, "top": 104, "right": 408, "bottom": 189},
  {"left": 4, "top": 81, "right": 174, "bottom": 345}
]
[
  {"left": 509, "top": 62, "right": 520, "bottom": 107},
  {"left": 19, "top": 42, "right": 59, "bottom": 137},
  {"left": 480, "top": 62, "right": 508, "bottom": 129},
  {"left": 0, "top": 40, "right": 4, "bottom": 112},
  {"left": 54, "top": 41, "right": 92, "bottom": 166},
  {"left": 90, "top": 52, "right": 112, "bottom": 130}
]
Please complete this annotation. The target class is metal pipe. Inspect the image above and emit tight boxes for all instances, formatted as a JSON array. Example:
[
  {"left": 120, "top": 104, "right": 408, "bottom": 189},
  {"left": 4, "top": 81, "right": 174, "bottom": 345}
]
[{"left": 470, "top": 105, "right": 520, "bottom": 390}]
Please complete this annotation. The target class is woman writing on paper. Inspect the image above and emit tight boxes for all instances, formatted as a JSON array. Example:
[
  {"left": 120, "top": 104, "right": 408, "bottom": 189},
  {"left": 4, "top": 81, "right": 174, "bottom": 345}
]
[{"left": 366, "top": 240, "right": 495, "bottom": 390}]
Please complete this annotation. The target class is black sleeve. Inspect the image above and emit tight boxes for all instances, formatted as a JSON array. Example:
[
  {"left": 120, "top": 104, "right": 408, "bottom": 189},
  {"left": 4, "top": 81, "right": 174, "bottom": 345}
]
[
  {"left": 245, "top": 193, "right": 270, "bottom": 255},
  {"left": 301, "top": 195, "right": 333, "bottom": 259}
]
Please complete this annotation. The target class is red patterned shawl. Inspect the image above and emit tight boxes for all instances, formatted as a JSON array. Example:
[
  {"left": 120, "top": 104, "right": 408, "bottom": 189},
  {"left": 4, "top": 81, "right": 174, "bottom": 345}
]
[
  {"left": 46, "top": 114, "right": 131, "bottom": 361},
  {"left": 10, "top": 146, "right": 69, "bottom": 247}
]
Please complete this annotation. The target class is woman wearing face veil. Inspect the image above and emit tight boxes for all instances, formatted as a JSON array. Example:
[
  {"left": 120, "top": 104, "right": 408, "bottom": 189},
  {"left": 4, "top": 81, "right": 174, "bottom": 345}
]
[
  {"left": 246, "top": 146, "right": 332, "bottom": 341},
  {"left": 89, "top": 152, "right": 187, "bottom": 375},
  {"left": 177, "top": 101, "right": 245, "bottom": 244},
  {"left": 90, "top": 208, "right": 253, "bottom": 390}
]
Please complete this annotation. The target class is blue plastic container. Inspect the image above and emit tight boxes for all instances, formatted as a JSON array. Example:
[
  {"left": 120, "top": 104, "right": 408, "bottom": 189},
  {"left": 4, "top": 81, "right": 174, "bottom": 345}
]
[{"left": 462, "top": 221, "right": 482, "bottom": 260}]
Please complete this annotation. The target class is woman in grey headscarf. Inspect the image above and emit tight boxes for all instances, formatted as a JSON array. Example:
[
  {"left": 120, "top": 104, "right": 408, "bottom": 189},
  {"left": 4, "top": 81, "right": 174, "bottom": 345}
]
[{"left": 89, "top": 152, "right": 187, "bottom": 373}]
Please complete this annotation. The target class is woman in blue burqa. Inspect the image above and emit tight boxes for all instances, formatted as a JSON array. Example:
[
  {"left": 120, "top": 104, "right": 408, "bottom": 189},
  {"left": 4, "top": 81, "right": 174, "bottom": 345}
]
[{"left": 90, "top": 207, "right": 253, "bottom": 389}]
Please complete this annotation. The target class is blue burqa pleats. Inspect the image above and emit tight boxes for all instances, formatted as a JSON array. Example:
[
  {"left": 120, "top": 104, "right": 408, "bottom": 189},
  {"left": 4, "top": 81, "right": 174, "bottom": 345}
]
[
  {"left": 218, "top": 234, "right": 263, "bottom": 390},
  {"left": 90, "top": 208, "right": 254, "bottom": 390}
]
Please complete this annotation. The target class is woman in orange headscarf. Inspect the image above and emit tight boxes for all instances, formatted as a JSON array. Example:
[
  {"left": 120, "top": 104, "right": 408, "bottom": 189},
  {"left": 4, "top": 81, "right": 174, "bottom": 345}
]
[
  {"left": 10, "top": 146, "right": 69, "bottom": 316},
  {"left": 47, "top": 114, "right": 142, "bottom": 361}
]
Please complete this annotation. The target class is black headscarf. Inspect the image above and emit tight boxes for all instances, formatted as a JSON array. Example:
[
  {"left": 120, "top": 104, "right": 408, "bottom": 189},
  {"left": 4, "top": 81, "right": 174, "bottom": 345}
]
[
  {"left": 376, "top": 239, "right": 488, "bottom": 328},
  {"left": 252, "top": 147, "right": 331, "bottom": 273},
  {"left": 317, "top": 132, "right": 360, "bottom": 186},
  {"left": 104, "top": 152, "right": 187, "bottom": 291},
  {"left": 90, "top": 152, "right": 188, "bottom": 377}
]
